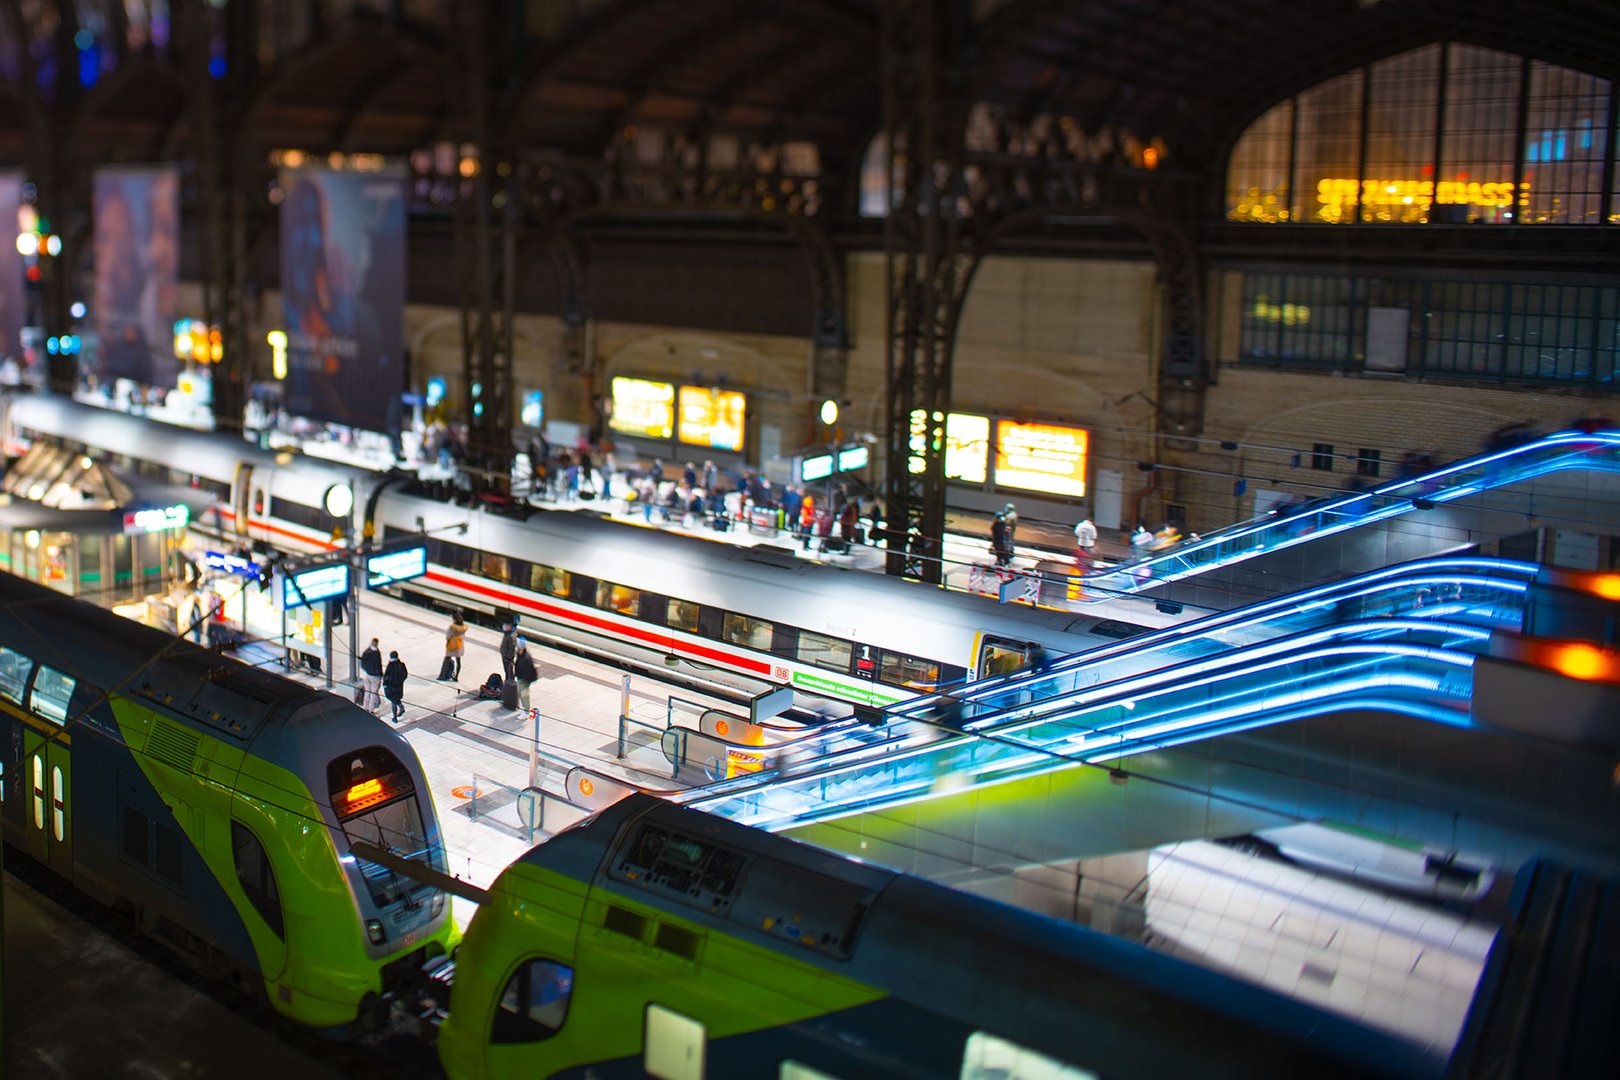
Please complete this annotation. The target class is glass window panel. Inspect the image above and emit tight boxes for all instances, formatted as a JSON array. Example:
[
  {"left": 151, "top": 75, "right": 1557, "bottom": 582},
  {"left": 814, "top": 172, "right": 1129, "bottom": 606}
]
[
  {"left": 796, "top": 631, "right": 852, "bottom": 672},
  {"left": 1524, "top": 62, "right": 1610, "bottom": 224},
  {"left": 644, "top": 1004, "right": 705, "bottom": 1080},
  {"left": 722, "top": 613, "right": 774, "bottom": 651},
  {"left": 879, "top": 652, "right": 942, "bottom": 689},
  {"left": 1226, "top": 99, "right": 1293, "bottom": 222},
  {"left": 1294, "top": 71, "right": 1364, "bottom": 224},
  {"left": 28, "top": 666, "right": 74, "bottom": 725},
  {"left": 666, "top": 599, "right": 699, "bottom": 633},
  {"left": 0, "top": 647, "right": 35, "bottom": 704},
  {"left": 596, "top": 582, "right": 641, "bottom": 618},
  {"left": 1361, "top": 46, "right": 1441, "bottom": 223},
  {"left": 532, "top": 566, "right": 570, "bottom": 597}
]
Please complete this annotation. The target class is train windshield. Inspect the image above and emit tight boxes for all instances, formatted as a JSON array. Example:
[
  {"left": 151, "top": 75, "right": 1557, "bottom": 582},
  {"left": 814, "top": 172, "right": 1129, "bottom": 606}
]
[{"left": 327, "top": 747, "right": 443, "bottom": 908}]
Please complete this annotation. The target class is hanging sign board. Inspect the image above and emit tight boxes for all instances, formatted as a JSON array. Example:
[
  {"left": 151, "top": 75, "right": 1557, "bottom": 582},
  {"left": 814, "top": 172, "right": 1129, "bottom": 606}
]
[
  {"left": 366, "top": 544, "right": 428, "bottom": 588},
  {"left": 283, "top": 561, "right": 350, "bottom": 608}
]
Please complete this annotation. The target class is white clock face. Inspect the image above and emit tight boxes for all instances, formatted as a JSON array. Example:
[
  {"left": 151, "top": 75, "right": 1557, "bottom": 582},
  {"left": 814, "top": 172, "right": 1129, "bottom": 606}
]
[{"left": 324, "top": 483, "right": 355, "bottom": 518}]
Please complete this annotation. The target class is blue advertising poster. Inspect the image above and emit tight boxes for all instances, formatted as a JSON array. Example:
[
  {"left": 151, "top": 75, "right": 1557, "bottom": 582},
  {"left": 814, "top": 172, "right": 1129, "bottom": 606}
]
[
  {"left": 0, "top": 174, "right": 20, "bottom": 366},
  {"left": 93, "top": 166, "right": 179, "bottom": 388},
  {"left": 280, "top": 166, "right": 406, "bottom": 436}
]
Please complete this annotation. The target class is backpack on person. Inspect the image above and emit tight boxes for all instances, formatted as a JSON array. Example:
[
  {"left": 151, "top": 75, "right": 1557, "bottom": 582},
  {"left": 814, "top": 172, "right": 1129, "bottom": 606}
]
[{"left": 477, "top": 672, "right": 503, "bottom": 700}]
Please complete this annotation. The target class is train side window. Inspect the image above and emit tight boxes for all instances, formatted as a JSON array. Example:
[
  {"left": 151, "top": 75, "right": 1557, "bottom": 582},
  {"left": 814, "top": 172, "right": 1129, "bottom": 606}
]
[
  {"left": 644, "top": 1003, "right": 705, "bottom": 1080},
  {"left": 232, "top": 821, "right": 285, "bottom": 938},
  {"left": 491, "top": 958, "right": 574, "bottom": 1043},
  {"left": 696, "top": 606, "right": 723, "bottom": 640},
  {"left": 597, "top": 581, "right": 641, "bottom": 618},
  {"left": 441, "top": 541, "right": 476, "bottom": 574},
  {"left": 639, "top": 593, "right": 669, "bottom": 626},
  {"left": 769, "top": 623, "right": 798, "bottom": 658},
  {"left": 977, "top": 636, "right": 1033, "bottom": 680},
  {"left": 723, "top": 613, "right": 774, "bottom": 650},
  {"left": 28, "top": 666, "right": 75, "bottom": 726},
  {"left": 960, "top": 1030, "right": 1088, "bottom": 1079},
  {"left": 796, "top": 631, "right": 852, "bottom": 673},
  {"left": 481, "top": 553, "right": 512, "bottom": 584},
  {"left": 533, "top": 565, "right": 570, "bottom": 598},
  {"left": 0, "top": 647, "right": 35, "bottom": 704},
  {"left": 568, "top": 574, "right": 597, "bottom": 606},
  {"left": 666, "top": 599, "right": 699, "bottom": 633},
  {"left": 937, "top": 662, "right": 968, "bottom": 688},
  {"left": 879, "top": 651, "right": 942, "bottom": 690}
]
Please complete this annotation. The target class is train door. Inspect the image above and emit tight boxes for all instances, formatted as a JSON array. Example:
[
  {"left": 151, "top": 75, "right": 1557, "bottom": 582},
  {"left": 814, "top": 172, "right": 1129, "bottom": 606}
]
[
  {"left": 232, "top": 462, "right": 254, "bottom": 540},
  {"left": 24, "top": 663, "right": 77, "bottom": 878},
  {"left": 974, "top": 634, "right": 1038, "bottom": 680}
]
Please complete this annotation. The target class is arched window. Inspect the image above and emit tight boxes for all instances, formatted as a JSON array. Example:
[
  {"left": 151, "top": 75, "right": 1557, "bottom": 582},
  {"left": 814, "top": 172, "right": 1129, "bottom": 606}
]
[{"left": 1227, "top": 44, "right": 1617, "bottom": 225}]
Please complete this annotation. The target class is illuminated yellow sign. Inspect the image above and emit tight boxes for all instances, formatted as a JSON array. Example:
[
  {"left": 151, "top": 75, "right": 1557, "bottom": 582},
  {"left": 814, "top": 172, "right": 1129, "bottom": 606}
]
[
  {"left": 994, "top": 420, "right": 1088, "bottom": 498},
  {"left": 907, "top": 411, "right": 990, "bottom": 481},
  {"left": 608, "top": 377, "right": 675, "bottom": 440},
  {"left": 1318, "top": 178, "right": 1527, "bottom": 212},
  {"left": 677, "top": 386, "right": 746, "bottom": 452},
  {"left": 1251, "top": 298, "right": 1311, "bottom": 325}
]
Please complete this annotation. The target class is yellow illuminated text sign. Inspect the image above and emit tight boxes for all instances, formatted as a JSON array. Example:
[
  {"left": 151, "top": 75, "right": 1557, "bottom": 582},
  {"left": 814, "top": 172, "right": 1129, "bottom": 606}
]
[
  {"left": 1318, "top": 178, "right": 1527, "bottom": 212},
  {"left": 608, "top": 377, "right": 675, "bottom": 440},
  {"left": 677, "top": 386, "right": 747, "bottom": 452},
  {"left": 994, "top": 420, "right": 1088, "bottom": 498}
]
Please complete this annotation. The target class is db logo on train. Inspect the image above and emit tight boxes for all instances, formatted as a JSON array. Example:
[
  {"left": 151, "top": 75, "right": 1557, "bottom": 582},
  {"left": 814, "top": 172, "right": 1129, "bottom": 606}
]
[
  {"left": 715, "top": 720, "right": 730, "bottom": 737},
  {"left": 773, "top": 665, "right": 789, "bottom": 681}
]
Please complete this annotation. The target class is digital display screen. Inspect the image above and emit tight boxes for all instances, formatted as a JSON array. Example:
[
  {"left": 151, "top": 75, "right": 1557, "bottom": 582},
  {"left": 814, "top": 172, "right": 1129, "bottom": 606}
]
[
  {"left": 677, "top": 386, "right": 746, "bottom": 452},
  {"left": 283, "top": 562, "right": 350, "bottom": 608},
  {"left": 994, "top": 420, "right": 1088, "bottom": 498},
  {"left": 908, "top": 411, "right": 989, "bottom": 482},
  {"left": 608, "top": 377, "right": 675, "bottom": 440},
  {"left": 801, "top": 445, "right": 869, "bottom": 483},
  {"left": 123, "top": 505, "right": 189, "bottom": 534},
  {"left": 366, "top": 545, "right": 427, "bottom": 588}
]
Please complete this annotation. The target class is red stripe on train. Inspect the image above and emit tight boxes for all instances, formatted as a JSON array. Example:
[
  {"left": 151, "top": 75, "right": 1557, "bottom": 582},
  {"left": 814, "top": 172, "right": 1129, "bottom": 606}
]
[{"left": 423, "top": 570, "right": 772, "bottom": 676}]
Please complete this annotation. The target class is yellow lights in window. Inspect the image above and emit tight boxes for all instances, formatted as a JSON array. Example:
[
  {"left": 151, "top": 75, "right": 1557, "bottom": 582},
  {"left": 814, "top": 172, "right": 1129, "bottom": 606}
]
[{"left": 1250, "top": 297, "right": 1312, "bottom": 326}]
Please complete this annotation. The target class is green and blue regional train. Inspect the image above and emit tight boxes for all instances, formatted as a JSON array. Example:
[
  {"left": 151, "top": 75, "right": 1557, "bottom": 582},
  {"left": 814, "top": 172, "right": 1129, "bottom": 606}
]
[
  {"left": 0, "top": 570, "right": 458, "bottom": 1029},
  {"left": 438, "top": 794, "right": 1440, "bottom": 1080}
]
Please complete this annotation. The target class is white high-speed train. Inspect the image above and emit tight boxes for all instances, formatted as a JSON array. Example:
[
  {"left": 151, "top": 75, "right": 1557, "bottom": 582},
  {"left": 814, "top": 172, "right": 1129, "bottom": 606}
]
[{"left": 1, "top": 394, "right": 1170, "bottom": 711}]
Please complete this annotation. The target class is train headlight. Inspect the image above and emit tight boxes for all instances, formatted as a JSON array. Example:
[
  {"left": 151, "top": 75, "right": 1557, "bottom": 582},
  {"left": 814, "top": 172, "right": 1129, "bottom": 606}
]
[
  {"left": 366, "top": 918, "right": 386, "bottom": 945},
  {"left": 431, "top": 890, "right": 445, "bottom": 918}
]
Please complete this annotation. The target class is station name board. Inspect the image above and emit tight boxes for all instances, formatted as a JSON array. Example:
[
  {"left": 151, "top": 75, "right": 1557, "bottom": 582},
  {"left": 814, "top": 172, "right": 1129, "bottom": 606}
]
[
  {"left": 123, "top": 504, "right": 189, "bottom": 534},
  {"left": 1317, "top": 177, "right": 1526, "bottom": 212},
  {"left": 366, "top": 544, "right": 428, "bottom": 588},
  {"left": 283, "top": 562, "right": 350, "bottom": 608}
]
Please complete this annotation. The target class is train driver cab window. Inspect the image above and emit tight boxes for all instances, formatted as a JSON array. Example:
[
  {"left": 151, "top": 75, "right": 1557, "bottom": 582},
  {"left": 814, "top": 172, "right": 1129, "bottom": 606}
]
[
  {"left": 723, "top": 613, "right": 774, "bottom": 651},
  {"left": 666, "top": 599, "right": 700, "bottom": 634},
  {"left": 879, "top": 652, "right": 942, "bottom": 690},
  {"left": 28, "top": 666, "right": 75, "bottom": 726},
  {"left": 960, "top": 1030, "right": 1093, "bottom": 1080},
  {"left": 644, "top": 1003, "right": 706, "bottom": 1080},
  {"left": 532, "top": 565, "right": 570, "bottom": 598},
  {"left": 231, "top": 821, "right": 285, "bottom": 938},
  {"left": 0, "top": 647, "right": 35, "bottom": 704},
  {"left": 796, "top": 631, "right": 852, "bottom": 673},
  {"left": 491, "top": 958, "right": 574, "bottom": 1043},
  {"left": 597, "top": 581, "right": 641, "bottom": 618},
  {"left": 977, "top": 637, "right": 1034, "bottom": 680}
]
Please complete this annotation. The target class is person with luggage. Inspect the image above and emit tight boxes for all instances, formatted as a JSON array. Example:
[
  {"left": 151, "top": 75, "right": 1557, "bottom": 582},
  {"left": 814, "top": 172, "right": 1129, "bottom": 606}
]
[
  {"left": 441, "top": 609, "right": 467, "bottom": 681},
  {"left": 513, "top": 638, "right": 539, "bottom": 714},
  {"left": 500, "top": 620, "right": 519, "bottom": 682},
  {"left": 359, "top": 637, "right": 384, "bottom": 714},
  {"left": 383, "top": 650, "right": 408, "bottom": 722}
]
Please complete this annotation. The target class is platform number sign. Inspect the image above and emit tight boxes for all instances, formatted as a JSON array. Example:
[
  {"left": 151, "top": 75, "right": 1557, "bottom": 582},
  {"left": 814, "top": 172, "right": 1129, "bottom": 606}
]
[{"left": 854, "top": 645, "right": 877, "bottom": 681}]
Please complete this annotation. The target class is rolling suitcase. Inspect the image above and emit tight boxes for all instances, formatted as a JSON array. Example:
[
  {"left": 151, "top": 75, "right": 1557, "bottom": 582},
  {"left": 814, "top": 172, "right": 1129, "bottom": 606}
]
[{"left": 501, "top": 679, "right": 520, "bottom": 710}]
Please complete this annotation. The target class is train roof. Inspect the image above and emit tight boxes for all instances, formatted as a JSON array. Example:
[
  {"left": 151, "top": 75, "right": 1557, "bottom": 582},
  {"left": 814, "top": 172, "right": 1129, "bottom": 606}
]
[
  {"left": 0, "top": 569, "right": 330, "bottom": 745},
  {"left": 501, "top": 794, "right": 1440, "bottom": 1078}
]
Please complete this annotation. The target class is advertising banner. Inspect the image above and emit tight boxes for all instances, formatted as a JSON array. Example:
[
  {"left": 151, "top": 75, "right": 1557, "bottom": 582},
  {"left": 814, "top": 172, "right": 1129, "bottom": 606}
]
[
  {"left": 994, "top": 420, "right": 1089, "bottom": 498},
  {"left": 0, "top": 174, "right": 20, "bottom": 366},
  {"left": 280, "top": 167, "right": 406, "bottom": 435},
  {"left": 608, "top": 377, "right": 675, "bottom": 439},
  {"left": 93, "top": 166, "right": 178, "bottom": 388},
  {"left": 677, "top": 385, "right": 746, "bottom": 451}
]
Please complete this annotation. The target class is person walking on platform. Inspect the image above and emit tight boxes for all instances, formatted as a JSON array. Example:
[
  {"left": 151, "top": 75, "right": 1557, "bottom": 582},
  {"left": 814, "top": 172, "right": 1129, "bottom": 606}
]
[
  {"left": 1002, "top": 502, "right": 1019, "bottom": 546},
  {"left": 991, "top": 511, "right": 1014, "bottom": 567},
  {"left": 383, "top": 650, "right": 408, "bottom": 722},
  {"left": 359, "top": 637, "right": 384, "bottom": 714},
  {"left": 500, "top": 620, "right": 519, "bottom": 682},
  {"left": 513, "top": 638, "right": 539, "bottom": 714},
  {"left": 1073, "top": 515, "right": 1098, "bottom": 569},
  {"left": 441, "top": 609, "right": 467, "bottom": 681}
]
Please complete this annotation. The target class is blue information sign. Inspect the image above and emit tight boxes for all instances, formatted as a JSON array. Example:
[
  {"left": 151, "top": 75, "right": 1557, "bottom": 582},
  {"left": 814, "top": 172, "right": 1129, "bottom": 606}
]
[
  {"left": 366, "top": 544, "right": 428, "bottom": 588},
  {"left": 282, "top": 562, "right": 350, "bottom": 608}
]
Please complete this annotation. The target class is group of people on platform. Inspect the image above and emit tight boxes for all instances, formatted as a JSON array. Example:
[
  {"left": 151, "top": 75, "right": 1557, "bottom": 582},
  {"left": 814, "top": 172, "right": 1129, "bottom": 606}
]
[{"left": 354, "top": 609, "right": 542, "bottom": 724}]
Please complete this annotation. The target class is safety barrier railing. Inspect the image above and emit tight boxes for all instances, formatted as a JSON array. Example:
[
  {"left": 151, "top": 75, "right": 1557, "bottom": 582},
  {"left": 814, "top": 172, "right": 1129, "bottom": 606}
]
[{"left": 468, "top": 771, "right": 593, "bottom": 846}]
